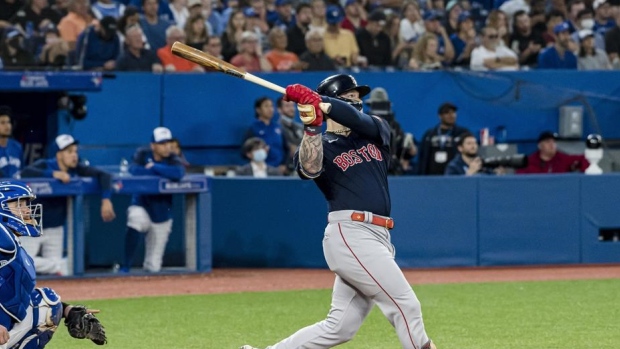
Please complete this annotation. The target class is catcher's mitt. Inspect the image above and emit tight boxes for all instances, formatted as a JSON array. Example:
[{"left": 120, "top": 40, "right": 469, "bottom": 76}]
[{"left": 64, "top": 306, "right": 107, "bottom": 345}]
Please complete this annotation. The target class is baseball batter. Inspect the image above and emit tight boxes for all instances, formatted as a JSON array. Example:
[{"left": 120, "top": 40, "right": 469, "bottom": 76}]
[{"left": 241, "top": 75, "right": 436, "bottom": 349}]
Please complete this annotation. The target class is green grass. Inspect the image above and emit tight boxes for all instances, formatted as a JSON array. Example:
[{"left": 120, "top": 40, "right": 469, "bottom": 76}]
[{"left": 48, "top": 278, "right": 620, "bottom": 349}]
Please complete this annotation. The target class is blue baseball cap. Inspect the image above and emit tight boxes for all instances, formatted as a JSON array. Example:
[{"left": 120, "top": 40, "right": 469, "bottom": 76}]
[
  {"left": 458, "top": 11, "right": 472, "bottom": 24},
  {"left": 553, "top": 21, "right": 570, "bottom": 35},
  {"left": 243, "top": 7, "right": 259, "bottom": 18},
  {"left": 344, "top": 0, "right": 356, "bottom": 7},
  {"left": 275, "top": 0, "right": 291, "bottom": 6},
  {"left": 423, "top": 10, "right": 442, "bottom": 21},
  {"left": 325, "top": 5, "right": 344, "bottom": 25}
]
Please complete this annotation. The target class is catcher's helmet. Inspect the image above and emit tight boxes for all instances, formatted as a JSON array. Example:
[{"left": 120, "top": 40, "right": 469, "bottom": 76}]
[
  {"left": 586, "top": 134, "right": 603, "bottom": 149},
  {"left": 0, "top": 181, "right": 42, "bottom": 237},
  {"left": 316, "top": 74, "right": 371, "bottom": 99}
]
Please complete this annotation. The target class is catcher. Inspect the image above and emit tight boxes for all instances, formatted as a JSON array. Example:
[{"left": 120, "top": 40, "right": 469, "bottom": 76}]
[{"left": 0, "top": 180, "right": 107, "bottom": 349}]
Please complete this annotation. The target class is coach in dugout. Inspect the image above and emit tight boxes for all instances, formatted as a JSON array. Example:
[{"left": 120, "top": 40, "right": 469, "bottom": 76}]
[
  {"left": 516, "top": 131, "right": 589, "bottom": 174},
  {"left": 19, "top": 134, "right": 116, "bottom": 275}
]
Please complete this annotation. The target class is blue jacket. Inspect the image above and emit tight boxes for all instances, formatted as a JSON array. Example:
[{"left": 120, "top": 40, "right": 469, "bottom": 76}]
[
  {"left": 20, "top": 158, "right": 113, "bottom": 228},
  {"left": 130, "top": 147, "right": 185, "bottom": 223},
  {"left": 245, "top": 120, "right": 288, "bottom": 167},
  {"left": 76, "top": 26, "right": 121, "bottom": 70},
  {"left": 0, "top": 138, "right": 23, "bottom": 178}
]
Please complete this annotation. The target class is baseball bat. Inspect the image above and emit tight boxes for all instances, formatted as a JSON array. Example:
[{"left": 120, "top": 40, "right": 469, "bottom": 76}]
[{"left": 170, "top": 42, "right": 331, "bottom": 113}]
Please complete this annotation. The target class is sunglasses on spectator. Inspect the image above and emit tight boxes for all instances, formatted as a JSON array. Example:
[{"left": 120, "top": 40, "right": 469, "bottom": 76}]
[{"left": 486, "top": 34, "right": 499, "bottom": 39}]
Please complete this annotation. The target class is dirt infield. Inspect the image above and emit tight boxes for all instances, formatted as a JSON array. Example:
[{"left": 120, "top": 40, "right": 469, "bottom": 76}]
[{"left": 38, "top": 264, "right": 620, "bottom": 301}]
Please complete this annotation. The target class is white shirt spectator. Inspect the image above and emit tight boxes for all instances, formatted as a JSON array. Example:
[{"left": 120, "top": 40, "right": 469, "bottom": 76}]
[
  {"left": 400, "top": 18, "right": 425, "bottom": 43},
  {"left": 470, "top": 45, "right": 519, "bottom": 71}
]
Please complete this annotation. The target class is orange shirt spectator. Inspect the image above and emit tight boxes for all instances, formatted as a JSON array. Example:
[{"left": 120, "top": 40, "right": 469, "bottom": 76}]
[
  {"left": 157, "top": 45, "right": 201, "bottom": 71},
  {"left": 57, "top": 0, "right": 92, "bottom": 48},
  {"left": 265, "top": 50, "right": 299, "bottom": 71}
]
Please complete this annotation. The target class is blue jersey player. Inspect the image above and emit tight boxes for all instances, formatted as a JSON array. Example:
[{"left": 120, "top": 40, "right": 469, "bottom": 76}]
[
  {"left": 0, "top": 107, "right": 22, "bottom": 179},
  {"left": 0, "top": 180, "right": 106, "bottom": 348},
  {"left": 121, "top": 127, "right": 185, "bottom": 273},
  {"left": 241, "top": 75, "right": 437, "bottom": 349}
]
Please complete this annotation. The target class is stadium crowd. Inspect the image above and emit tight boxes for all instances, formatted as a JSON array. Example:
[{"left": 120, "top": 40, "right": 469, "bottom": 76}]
[{"left": 0, "top": 0, "right": 619, "bottom": 71}]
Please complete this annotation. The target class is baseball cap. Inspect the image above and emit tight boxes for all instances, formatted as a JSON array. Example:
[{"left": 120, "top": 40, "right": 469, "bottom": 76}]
[
  {"left": 438, "top": 102, "right": 457, "bottom": 114},
  {"left": 99, "top": 16, "right": 117, "bottom": 34},
  {"left": 423, "top": 10, "right": 442, "bottom": 21},
  {"left": 55, "top": 134, "right": 79, "bottom": 152},
  {"left": 188, "top": 0, "right": 202, "bottom": 7},
  {"left": 325, "top": 5, "right": 344, "bottom": 25},
  {"left": 537, "top": 131, "right": 558, "bottom": 143},
  {"left": 578, "top": 29, "right": 594, "bottom": 40},
  {"left": 366, "top": 87, "right": 389, "bottom": 104},
  {"left": 275, "top": 0, "right": 291, "bottom": 6},
  {"left": 344, "top": 0, "right": 356, "bottom": 7},
  {"left": 243, "top": 7, "right": 259, "bottom": 18},
  {"left": 152, "top": 127, "right": 173, "bottom": 143},
  {"left": 446, "top": 0, "right": 459, "bottom": 12},
  {"left": 368, "top": 9, "right": 387, "bottom": 23},
  {"left": 458, "top": 11, "right": 472, "bottom": 24},
  {"left": 593, "top": 0, "right": 608, "bottom": 9},
  {"left": 553, "top": 21, "right": 570, "bottom": 35}
]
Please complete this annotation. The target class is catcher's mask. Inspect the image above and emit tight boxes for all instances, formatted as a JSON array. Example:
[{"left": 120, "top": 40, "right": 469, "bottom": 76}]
[{"left": 0, "top": 181, "right": 42, "bottom": 237}]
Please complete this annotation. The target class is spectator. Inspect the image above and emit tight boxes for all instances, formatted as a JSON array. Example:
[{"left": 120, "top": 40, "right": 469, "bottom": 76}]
[
  {"left": 593, "top": 0, "right": 615, "bottom": 36},
  {"left": 0, "top": 106, "right": 22, "bottom": 178},
  {"left": 158, "top": 25, "right": 204, "bottom": 71},
  {"left": 566, "top": 0, "right": 586, "bottom": 33},
  {"left": 498, "top": 0, "right": 530, "bottom": 26},
  {"left": 57, "top": 0, "right": 92, "bottom": 50},
  {"left": 170, "top": 137, "right": 190, "bottom": 167},
  {"left": 10, "top": 0, "right": 63, "bottom": 35},
  {"left": 286, "top": 2, "right": 312, "bottom": 56},
  {"left": 246, "top": 0, "right": 270, "bottom": 38},
  {"left": 341, "top": 0, "right": 366, "bottom": 32},
  {"left": 605, "top": 6, "right": 620, "bottom": 67},
  {"left": 537, "top": 22, "right": 578, "bottom": 69},
  {"left": 168, "top": 0, "right": 189, "bottom": 29},
  {"left": 139, "top": 0, "right": 173, "bottom": 51},
  {"left": 309, "top": 0, "right": 326, "bottom": 33},
  {"left": 39, "top": 26, "right": 70, "bottom": 66},
  {"left": 201, "top": 0, "right": 225, "bottom": 36},
  {"left": 423, "top": 10, "right": 455, "bottom": 63},
  {"left": 486, "top": 9, "right": 510, "bottom": 46},
  {"left": 116, "top": 24, "right": 163, "bottom": 71},
  {"left": 445, "top": 132, "right": 502, "bottom": 175},
  {"left": 417, "top": 102, "right": 470, "bottom": 175},
  {"left": 541, "top": 10, "right": 565, "bottom": 46},
  {"left": 299, "top": 27, "right": 336, "bottom": 71},
  {"left": 20, "top": 134, "right": 116, "bottom": 275},
  {"left": 578, "top": 29, "right": 611, "bottom": 69},
  {"left": 510, "top": 10, "right": 544, "bottom": 68},
  {"left": 51, "top": 0, "right": 70, "bottom": 17},
  {"left": 386, "top": 13, "right": 410, "bottom": 69},
  {"left": 399, "top": 1, "right": 424, "bottom": 44},
  {"left": 235, "top": 137, "right": 281, "bottom": 177},
  {"left": 450, "top": 11, "right": 477, "bottom": 67},
  {"left": 202, "top": 34, "right": 223, "bottom": 59},
  {"left": 571, "top": 9, "right": 605, "bottom": 50},
  {"left": 272, "top": 0, "right": 295, "bottom": 30},
  {"left": 244, "top": 96, "right": 287, "bottom": 172},
  {"left": 356, "top": 9, "right": 392, "bottom": 68},
  {"left": 91, "top": 0, "right": 125, "bottom": 20},
  {"left": 76, "top": 16, "right": 121, "bottom": 70},
  {"left": 264, "top": 26, "right": 301, "bottom": 71},
  {"left": 276, "top": 96, "right": 302, "bottom": 172},
  {"left": 221, "top": 9, "right": 246, "bottom": 61},
  {"left": 366, "top": 87, "right": 417, "bottom": 175},
  {"left": 516, "top": 131, "right": 589, "bottom": 174},
  {"left": 183, "top": 13, "right": 208, "bottom": 50},
  {"left": 471, "top": 26, "right": 519, "bottom": 71},
  {"left": 0, "top": 28, "right": 36, "bottom": 68},
  {"left": 117, "top": 5, "right": 140, "bottom": 42},
  {"left": 230, "top": 30, "right": 272, "bottom": 72},
  {"left": 120, "top": 127, "right": 185, "bottom": 273},
  {"left": 444, "top": 0, "right": 464, "bottom": 36},
  {"left": 323, "top": 5, "right": 361, "bottom": 68},
  {"left": 408, "top": 32, "right": 443, "bottom": 70}
]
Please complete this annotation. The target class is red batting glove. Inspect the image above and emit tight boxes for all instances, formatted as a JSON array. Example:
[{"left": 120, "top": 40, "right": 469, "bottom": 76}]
[{"left": 285, "top": 84, "right": 318, "bottom": 104}]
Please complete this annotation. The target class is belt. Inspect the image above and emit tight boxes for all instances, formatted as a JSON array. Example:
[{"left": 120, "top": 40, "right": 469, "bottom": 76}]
[{"left": 350, "top": 211, "right": 394, "bottom": 229}]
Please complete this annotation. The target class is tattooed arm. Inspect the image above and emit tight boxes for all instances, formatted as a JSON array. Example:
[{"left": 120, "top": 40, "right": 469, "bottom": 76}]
[{"left": 298, "top": 133, "right": 324, "bottom": 178}]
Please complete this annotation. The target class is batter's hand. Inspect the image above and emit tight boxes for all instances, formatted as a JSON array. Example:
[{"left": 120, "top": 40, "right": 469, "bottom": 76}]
[
  {"left": 0, "top": 325, "right": 9, "bottom": 345},
  {"left": 285, "top": 85, "right": 323, "bottom": 126}
]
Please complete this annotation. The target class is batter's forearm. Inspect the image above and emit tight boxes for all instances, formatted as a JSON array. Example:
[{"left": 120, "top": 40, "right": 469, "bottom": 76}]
[{"left": 299, "top": 134, "right": 323, "bottom": 175}]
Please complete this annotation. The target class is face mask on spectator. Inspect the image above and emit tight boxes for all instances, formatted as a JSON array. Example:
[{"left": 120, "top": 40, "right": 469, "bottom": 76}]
[
  {"left": 580, "top": 19, "right": 594, "bottom": 29},
  {"left": 252, "top": 149, "right": 267, "bottom": 162}
]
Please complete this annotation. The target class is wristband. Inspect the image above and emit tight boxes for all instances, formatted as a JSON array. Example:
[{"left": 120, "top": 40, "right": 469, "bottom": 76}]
[{"left": 304, "top": 125, "right": 321, "bottom": 136}]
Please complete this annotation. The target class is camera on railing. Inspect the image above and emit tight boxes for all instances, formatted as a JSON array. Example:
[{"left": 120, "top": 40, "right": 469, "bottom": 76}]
[{"left": 482, "top": 154, "right": 528, "bottom": 169}]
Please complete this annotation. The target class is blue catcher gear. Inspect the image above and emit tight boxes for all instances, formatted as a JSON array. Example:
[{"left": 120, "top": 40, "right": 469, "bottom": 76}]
[
  {"left": 0, "top": 181, "right": 42, "bottom": 237},
  {"left": 12, "top": 288, "right": 63, "bottom": 349},
  {"left": 316, "top": 74, "right": 370, "bottom": 111}
]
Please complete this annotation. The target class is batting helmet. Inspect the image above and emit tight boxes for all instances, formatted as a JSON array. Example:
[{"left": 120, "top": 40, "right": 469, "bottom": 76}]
[{"left": 316, "top": 74, "right": 371, "bottom": 99}]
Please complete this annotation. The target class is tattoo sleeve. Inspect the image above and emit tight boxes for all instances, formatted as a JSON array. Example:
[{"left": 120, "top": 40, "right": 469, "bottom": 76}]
[{"left": 299, "top": 133, "right": 323, "bottom": 177}]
